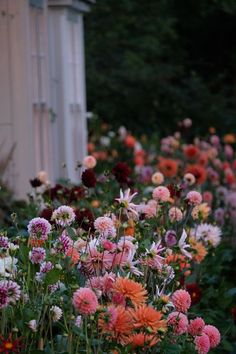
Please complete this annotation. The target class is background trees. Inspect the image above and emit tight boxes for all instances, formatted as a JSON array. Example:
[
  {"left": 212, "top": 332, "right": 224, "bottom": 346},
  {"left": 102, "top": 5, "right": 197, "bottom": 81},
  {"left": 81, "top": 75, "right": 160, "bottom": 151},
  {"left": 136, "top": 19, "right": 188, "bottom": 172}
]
[{"left": 85, "top": 0, "right": 236, "bottom": 135}]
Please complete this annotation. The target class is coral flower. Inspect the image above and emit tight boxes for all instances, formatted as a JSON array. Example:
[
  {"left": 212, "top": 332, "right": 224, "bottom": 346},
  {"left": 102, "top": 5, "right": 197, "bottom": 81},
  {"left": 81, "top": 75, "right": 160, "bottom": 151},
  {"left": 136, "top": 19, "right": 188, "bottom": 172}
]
[
  {"left": 171, "top": 289, "right": 191, "bottom": 313},
  {"left": 131, "top": 305, "right": 166, "bottom": 332},
  {"left": 72, "top": 288, "right": 98, "bottom": 315},
  {"left": 65, "top": 246, "right": 80, "bottom": 265},
  {"left": 99, "top": 306, "right": 133, "bottom": 345},
  {"left": 158, "top": 158, "right": 178, "bottom": 178},
  {"left": 184, "top": 144, "right": 199, "bottom": 159},
  {"left": 128, "top": 333, "right": 158, "bottom": 348},
  {"left": 112, "top": 278, "right": 147, "bottom": 307},
  {"left": 185, "top": 165, "right": 207, "bottom": 185}
]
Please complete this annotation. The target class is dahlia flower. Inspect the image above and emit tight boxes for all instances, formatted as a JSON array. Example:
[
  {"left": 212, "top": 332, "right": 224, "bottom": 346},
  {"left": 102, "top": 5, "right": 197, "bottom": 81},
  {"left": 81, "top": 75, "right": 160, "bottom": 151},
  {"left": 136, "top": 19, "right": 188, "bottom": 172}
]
[{"left": 51, "top": 205, "right": 75, "bottom": 227}]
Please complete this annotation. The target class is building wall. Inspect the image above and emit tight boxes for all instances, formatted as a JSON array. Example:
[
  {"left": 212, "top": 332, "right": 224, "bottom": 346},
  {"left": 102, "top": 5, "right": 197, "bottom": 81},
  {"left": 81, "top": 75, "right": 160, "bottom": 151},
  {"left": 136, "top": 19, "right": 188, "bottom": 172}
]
[{"left": 0, "top": 0, "right": 88, "bottom": 198}]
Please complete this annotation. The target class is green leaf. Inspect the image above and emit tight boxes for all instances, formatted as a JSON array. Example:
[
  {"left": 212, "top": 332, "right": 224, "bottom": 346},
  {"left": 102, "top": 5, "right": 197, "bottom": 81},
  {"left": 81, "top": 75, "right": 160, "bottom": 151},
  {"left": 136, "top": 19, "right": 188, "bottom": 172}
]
[{"left": 44, "top": 268, "right": 61, "bottom": 286}]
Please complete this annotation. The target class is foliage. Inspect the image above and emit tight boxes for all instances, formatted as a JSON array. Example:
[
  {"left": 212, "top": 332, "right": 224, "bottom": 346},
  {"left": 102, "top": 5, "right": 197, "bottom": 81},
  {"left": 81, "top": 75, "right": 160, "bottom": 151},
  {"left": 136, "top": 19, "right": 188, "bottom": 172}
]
[{"left": 85, "top": 0, "right": 236, "bottom": 135}]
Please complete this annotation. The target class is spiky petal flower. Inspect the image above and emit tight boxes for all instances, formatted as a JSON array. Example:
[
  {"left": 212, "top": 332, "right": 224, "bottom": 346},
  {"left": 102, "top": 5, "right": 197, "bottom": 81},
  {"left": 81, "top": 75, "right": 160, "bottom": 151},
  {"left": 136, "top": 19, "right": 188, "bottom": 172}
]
[
  {"left": 115, "top": 189, "right": 138, "bottom": 216},
  {"left": 112, "top": 277, "right": 147, "bottom": 307},
  {"left": 178, "top": 229, "right": 192, "bottom": 258}
]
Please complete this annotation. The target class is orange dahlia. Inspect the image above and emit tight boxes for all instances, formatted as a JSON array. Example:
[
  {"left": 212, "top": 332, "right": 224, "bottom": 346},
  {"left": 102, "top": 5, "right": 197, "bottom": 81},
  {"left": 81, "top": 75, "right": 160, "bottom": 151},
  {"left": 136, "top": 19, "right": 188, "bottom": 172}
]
[
  {"left": 158, "top": 158, "right": 178, "bottom": 178},
  {"left": 131, "top": 305, "right": 166, "bottom": 332},
  {"left": 112, "top": 278, "right": 147, "bottom": 307},
  {"left": 99, "top": 306, "right": 133, "bottom": 345},
  {"left": 128, "top": 332, "right": 158, "bottom": 348}
]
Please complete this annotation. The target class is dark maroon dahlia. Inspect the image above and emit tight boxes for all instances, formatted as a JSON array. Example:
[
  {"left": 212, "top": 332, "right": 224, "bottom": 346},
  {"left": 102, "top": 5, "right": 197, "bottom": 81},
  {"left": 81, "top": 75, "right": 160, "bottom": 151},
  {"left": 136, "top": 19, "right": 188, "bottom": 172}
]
[
  {"left": 186, "top": 283, "right": 202, "bottom": 305},
  {"left": 75, "top": 208, "right": 95, "bottom": 231},
  {"left": 30, "top": 178, "right": 42, "bottom": 188},
  {"left": 81, "top": 169, "right": 97, "bottom": 188},
  {"left": 112, "top": 162, "right": 132, "bottom": 184}
]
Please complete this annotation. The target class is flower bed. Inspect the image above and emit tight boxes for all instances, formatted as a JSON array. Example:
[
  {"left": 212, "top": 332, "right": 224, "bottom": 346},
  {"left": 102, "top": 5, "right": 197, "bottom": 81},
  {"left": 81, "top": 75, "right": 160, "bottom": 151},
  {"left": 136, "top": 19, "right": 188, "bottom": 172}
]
[{"left": 1, "top": 119, "right": 236, "bottom": 353}]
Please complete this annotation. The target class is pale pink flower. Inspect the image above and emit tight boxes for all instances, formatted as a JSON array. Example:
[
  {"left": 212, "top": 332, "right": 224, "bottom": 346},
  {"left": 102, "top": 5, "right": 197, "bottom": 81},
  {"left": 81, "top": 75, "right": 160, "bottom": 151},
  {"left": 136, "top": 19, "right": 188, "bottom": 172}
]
[
  {"left": 152, "top": 186, "right": 170, "bottom": 202},
  {"left": 94, "top": 216, "right": 116, "bottom": 238},
  {"left": 50, "top": 305, "right": 63, "bottom": 322},
  {"left": 117, "top": 236, "right": 137, "bottom": 261},
  {"left": 51, "top": 205, "right": 75, "bottom": 227},
  {"left": 194, "top": 334, "right": 210, "bottom": 354},
  {"left": 188, "top": 317, "right": 205, "bottom": 336},
  {"left": 138, "top": 200, "right": 158, "bottom": 218},
  {"left": 183, "top": 118, "right": 192, "bottom": 127},
  {"left": 151, "top": 172, "right": 164, "bottom": 185},
  {"left": 172, "top": 289, "right": 191, "bottom": 313},
  {"left": 86, "top": 272, "right": 115, "bottom": 296},
  {"left": 72, "top": 288, "right": 98, "bottom": 315},
  {"left": 167, "top": 312, "right": 188, "bottom": 334},
  {"left": 203, "top": 325, "right": 221, "bottom": 348},
  {"left": 75, "top": 315, "right": 82, "bottom": 328},
  {"left": 186, "top": 191, "right": 202, "bottom": 205},
  {"left": 115, "top": 189, "right": 138, "bottom": 217},
  {"left": 28, "top": 319, "right": 37, "bottom": 332},
  {"left": 83, "top": 155, "right": 97, "bottom": 169},
  {"left": 38, "top": 170, "right": 48, "bottom": 184},
  {"left": 168, "top": 207, "right": 183, "bottom": 222},
  {"left": 178, "top": 229, "right": 192, "bottom": 258},
  {"left": 184, "top": 173, "right": 196, "bottom": 186},
  {"left": 142, "top": 241, "right": 165, "bottom": 269}
]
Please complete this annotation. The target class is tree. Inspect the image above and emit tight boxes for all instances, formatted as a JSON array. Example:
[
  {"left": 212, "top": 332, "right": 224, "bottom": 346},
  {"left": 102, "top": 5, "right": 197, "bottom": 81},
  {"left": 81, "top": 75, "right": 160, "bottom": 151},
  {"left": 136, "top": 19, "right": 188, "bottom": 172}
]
[{"left": 85, "top": 0, "right": 236, "bottom": 135}]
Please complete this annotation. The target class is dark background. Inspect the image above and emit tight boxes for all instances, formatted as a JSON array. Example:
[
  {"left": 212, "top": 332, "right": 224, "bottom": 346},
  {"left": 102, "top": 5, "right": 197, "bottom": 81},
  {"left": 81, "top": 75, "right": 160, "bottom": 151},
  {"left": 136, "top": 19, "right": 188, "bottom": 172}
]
[{"left": 85, "top": 0, "right": 236, "bottom": 136}]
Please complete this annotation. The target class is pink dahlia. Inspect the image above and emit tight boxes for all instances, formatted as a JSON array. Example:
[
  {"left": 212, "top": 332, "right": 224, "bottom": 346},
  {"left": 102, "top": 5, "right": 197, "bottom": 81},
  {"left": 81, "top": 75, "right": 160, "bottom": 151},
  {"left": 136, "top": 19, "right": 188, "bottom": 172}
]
[
  {"left": 186, "top": 191, "right": 202, "bottom": 205},
  {"left": 27, "top": 217, "right": 51, "bottom": 241},
  {"left": 167, "top": 312, "right": 188, "bottom": 335},
  {"left": 29, "top": 247, "right": 46, "bottom": 264},
  {"left": 152, "top": 186, "right": 170, "bottom": 202},
  {"left": 168, "top": 207, "right": 183, "bottom": 222},
  {"left": 203, "top": 325, "right": 221, "bottom": 348},
  {"left": 83, "top": 155, "right": 97, "bottom": 169},
  {"left": 172, "top": 289, "right": 191, "bottom": 313},
  {"left": 51, "top": 205, "right": 75, "bottom": 227},
  {"left": 188, "top": 317, "right": 205, "bottom": 336},
  {"left": 0, "top": 285, "right": 9, "bottom": 309},
  {"left": 194, "top": 333, "right": 210, "bottom": 354},
  {"left": 72, "top": 287, "right": 98, "bottom": 315},
  {"left": 94, "top": 216, "right": 116, "bottom": 238}
]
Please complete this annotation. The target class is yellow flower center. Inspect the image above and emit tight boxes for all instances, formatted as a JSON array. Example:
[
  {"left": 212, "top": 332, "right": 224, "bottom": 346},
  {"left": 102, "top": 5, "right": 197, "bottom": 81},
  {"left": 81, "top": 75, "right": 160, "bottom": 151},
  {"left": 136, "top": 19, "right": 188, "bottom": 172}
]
[{"left": 5, "top": 342, "right": 14, "bottom": 349}]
